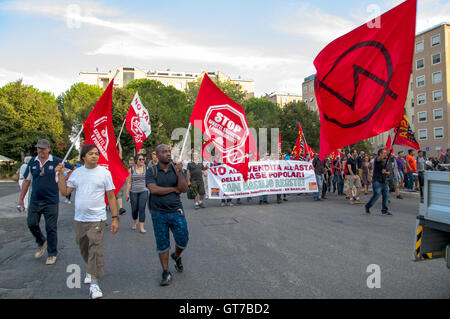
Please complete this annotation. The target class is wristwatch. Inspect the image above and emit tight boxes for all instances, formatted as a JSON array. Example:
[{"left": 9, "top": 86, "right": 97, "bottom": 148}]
[{"left": 111, "top": 216, "right": 119, "bottom": 220}]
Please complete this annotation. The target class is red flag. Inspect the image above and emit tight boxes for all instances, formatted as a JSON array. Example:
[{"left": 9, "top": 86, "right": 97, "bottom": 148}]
[
  {"left": 439, "top": 148, "right": 445, "bottom": 160},
  {"left": 125, "top": 92, "right": 151, "bottom": 153},
  {"left": 201, "top": 138, "right": 214, "bottom": 162},
  {"left": 394, "top": 114, "right": 420, "bottom": 150},
  {"left": 385, "top": 135, "right": 392, "bottom": 150},
  {"left": 291, "top": 122, "right": 306, "bottom": 160},
  {"left": 314, "top": 0, "right": 416, "bottom": 159},
  {"left": 278, "top": 133, "right": 282, "bottom": 155},
  {"left": 83, "top": 80, "right": 129, "bottom": 197},
  {"left": 189, "top": 74, "right": 258, "bottom": 181}
]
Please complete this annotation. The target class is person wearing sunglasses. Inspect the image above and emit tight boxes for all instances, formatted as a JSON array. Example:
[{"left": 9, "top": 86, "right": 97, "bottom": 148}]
[
  {"left": 125, "top": 154, "right": 148, "bottom": 233},
  {"left": 17, "top": 139, "right": 75, "bottom": 265}
]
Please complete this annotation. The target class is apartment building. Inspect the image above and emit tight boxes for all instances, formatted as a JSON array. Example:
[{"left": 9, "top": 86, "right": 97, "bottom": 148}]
[
  {"left": 79, "top": 66, "right": 255, "bottom": 99},
  {"left": 413, "top": 23, "right": 450, "bottom": 157},
  {"left": 264, "top": 92, "right": 302, "bottom": 108},
  {"left": 301, "top": 74, "right": 318, "bottom": 112}
]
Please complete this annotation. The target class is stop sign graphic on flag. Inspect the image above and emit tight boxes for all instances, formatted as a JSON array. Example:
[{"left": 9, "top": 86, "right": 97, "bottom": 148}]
[
  {"left": 189, "top": 74, "right": 257, "bottom": 181},
  {"left": 125, "top": 92, "right": 151, "bottom": 153}
]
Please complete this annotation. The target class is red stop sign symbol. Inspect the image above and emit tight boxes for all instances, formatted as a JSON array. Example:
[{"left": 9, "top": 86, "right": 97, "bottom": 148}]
[{"left": 204, "top": 105, "right": 249, "bottom": 154}]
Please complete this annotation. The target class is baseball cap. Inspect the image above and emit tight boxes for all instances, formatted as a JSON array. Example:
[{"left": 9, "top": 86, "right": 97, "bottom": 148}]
[{"left": 35, "top": 139, "right": 50, "bottom": 148}]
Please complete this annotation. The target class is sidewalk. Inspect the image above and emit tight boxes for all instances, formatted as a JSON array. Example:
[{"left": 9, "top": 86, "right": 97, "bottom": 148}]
[{"left": 0, "top": 191, "right": 26, "bottom": 219}]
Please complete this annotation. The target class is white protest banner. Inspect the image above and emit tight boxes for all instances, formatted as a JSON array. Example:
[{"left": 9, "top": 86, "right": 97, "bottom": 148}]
[{"left": 207, "top": 160, "right": 318, "bottom": 199}]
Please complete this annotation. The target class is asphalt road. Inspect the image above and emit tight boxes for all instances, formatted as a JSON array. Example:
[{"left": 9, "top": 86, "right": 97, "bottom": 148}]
[{"left": 0, "top": 185, "right": 449, "bottom": 299}]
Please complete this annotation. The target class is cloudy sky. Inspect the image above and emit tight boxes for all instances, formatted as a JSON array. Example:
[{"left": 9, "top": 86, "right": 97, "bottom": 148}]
[{"left": 0, "top": 0, "right": 449, "bottom": 97}]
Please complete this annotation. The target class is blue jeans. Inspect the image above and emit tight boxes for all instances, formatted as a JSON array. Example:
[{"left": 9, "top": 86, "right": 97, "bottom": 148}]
[
  {"left": 365, "top": 181, "right": 389, "bottom": 213},
  {"left": 27, "top": 202, "right": 59, "bottom": 256},
  {"left": 406, "top": 172, "right": 414, "bottom": 190},
  {"left": 334, "top": 175, "right": 344, "bottom": 194},
  {"left": 314, "top": 174, "right": 324, "bottom": 199},
  {"left": 130, "top": 191, "right": 148, "bottom": 223},
  {"left": 259, "top": 195, "right": 268, "bottom": 202},
  {"left": 150, "top": 210, "right": 189, "bottom": 253}
]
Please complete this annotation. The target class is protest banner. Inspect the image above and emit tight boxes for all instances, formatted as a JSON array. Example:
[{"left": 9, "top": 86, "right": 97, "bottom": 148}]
[{"left": 207, "top": 160, "right": 317, "bottom": 199}]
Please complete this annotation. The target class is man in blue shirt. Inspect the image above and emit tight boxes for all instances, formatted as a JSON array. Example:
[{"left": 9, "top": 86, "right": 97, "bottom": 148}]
[
  {"left": 146, "top": 144, "right": 188, "bottom": 286},
  {"left": 17, "top": 139, "right": 74, "bottom": 265}
]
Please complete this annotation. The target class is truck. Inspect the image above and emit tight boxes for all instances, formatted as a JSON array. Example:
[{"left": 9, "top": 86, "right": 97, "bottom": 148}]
[{"left": 413, "top": 168, "right": 450, "bottom": 269}]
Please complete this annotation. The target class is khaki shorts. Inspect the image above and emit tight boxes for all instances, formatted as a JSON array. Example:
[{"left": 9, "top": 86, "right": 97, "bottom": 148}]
[
  {"left": 348, "top": 175, "right": 362, "bottom": 189},
  {"left": 190, "top": 179, "right": 205, "bottom": 196},
  {"left": 73, "top": 221, "right": 105, "bottom": 277}
]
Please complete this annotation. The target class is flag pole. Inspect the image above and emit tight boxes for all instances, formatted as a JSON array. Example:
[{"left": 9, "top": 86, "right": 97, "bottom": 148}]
[
  {"left": 62, "top": 125, "right": 84, "bottom": 164},
  {"left": 116, "top": 119, "right": 126, "bottom": 147},
  {"left": 384, "top": 127, "right": 400, "bottom": 169},
  {"left": 179, "top": 123, "right": 192, "bottom": 162}
]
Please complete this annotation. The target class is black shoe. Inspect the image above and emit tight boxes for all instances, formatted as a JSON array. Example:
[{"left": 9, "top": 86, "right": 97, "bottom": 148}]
[
  {"left": 259, "top": 200, "right": 263, "bottom": 205},
  {"left": 263, "top": 201, "right": 269, "bottom": 205},
  {"left": 396, "top": 195, "right": 403, "bottom": 199},
  {"left": 365, "top": 206, "right": 370, "bottom": 214},
  {"left": 382, "top": 211, "right": 392, "bottom": 216},
  {"left": 160, "top": 270, "right": 173, "bottom": 286},
  {"left": 119, "top": 208, "right": 126, "bottom": 215},
  {"left": 171, "top": 252, "right": 183, "bottom": 272},
  {"left": 283, "top": 198, "right": 288, "bottom": 201}
]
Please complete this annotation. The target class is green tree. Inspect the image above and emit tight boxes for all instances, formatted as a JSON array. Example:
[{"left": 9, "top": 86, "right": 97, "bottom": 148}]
[
  {"left": 0, "top": 80, "right": 65, "bottom": 159},
  {"left": 280, "top": 101, "right": 320, "bottom": 154}
]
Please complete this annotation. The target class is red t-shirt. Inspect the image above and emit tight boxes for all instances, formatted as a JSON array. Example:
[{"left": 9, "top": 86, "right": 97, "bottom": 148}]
[{"left": 406, "top": 155, "right": 417, "bottom": 173}]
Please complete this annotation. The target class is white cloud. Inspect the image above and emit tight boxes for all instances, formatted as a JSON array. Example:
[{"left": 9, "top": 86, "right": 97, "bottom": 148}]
[{"left": 0, "top": 68, "right": 73, "bottom": 96}]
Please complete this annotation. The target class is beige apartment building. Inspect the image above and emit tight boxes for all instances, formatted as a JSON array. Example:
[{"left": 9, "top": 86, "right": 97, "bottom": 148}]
[
  {"left": 264, "top": 92, "right": 302, "bottom": 108},
  {"left": 79, "top": 66, "right": 255, "bottom": 99},
  {"left": 301, "top": 74, "right": 318, "bottom": 112},
  {"left": 413, "top": 23, "right": 450, "bottom": 158}
]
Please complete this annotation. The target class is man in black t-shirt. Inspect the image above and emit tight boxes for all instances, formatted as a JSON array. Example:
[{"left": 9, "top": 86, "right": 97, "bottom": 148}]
[
  {"left": 187, "top": 152, "right": 209, "bottom": 209},
  {"left": 365, "top": 148, "right": 392, "bottom": 215},
  {"left": 347, "top": 150, "right": 363, "bottom": 204}
]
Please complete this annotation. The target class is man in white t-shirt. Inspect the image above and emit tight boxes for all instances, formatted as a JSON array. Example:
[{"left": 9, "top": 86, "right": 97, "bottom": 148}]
[{"left": 55, "top": 144, "right": 119, "bottom": 299}]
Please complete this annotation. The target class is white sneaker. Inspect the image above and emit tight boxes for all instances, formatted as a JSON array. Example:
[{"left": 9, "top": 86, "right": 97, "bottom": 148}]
[
  {"left": 89, "top": 284, "right": 103, "bottom": 299},
  {"left": 84, "top": 273, "right": 91, "bottom": 284}
]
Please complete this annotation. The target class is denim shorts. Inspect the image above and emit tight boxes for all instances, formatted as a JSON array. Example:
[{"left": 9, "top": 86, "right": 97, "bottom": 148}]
[{"left": 151, "top": 210, "right": 189, "bottom": 253}]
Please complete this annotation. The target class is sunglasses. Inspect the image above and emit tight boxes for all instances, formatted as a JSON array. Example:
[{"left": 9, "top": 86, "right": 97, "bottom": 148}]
[
  {"left": 40, "top": 166, "right": 45, "bottom": 176},
  {"left": 138, "top": 158, "right": 145, "bottom": 161}
]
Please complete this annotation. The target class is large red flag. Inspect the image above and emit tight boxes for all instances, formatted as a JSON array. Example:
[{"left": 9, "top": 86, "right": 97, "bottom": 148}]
[
  {"left": 125, "top": 92, "right": 151, "bottom": 153},
  {"left": 83, "top": 80, "right": 129, "bottom": 196},
  {"left": 189, "top": 74, "right": 258, "bottom": 181},
  {"left": 385, "top": 135, "right": 392, "bottom": 150},
  {"left": 291, "top": 122, "right": 315, "bottom": 161},
  {"left": 314, "top": 0, "right": 416, "bottom": 159},
  {"left": 394, "top": 114, "right": 420, "bottom": 150}
]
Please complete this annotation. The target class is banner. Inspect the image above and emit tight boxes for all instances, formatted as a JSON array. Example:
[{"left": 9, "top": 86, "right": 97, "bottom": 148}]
[
  {"left": 314, "top": 0, "right": 416, "bottom": 159},
  {"left": 125, "top": 92, "right": 151, "bottom": 153},
  {"left": 207, "top": 160, "right": 317, "bottom": 199}
]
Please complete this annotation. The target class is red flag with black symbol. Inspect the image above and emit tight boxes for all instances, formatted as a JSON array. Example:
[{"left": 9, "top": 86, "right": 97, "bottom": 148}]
[
  {"left": 394, "top": 114, "right": 420, "bottom": 150},
  {"left": 314, "top": 0, "right": 417, "bottom": 159},
  {"left": 189, "top": 74, "right": 258, "bottom": 181},
  {"left": 439, "top": 148, "right": 445, "bottom": 161},
  {"left": 83, "top": 80, "right": 129, "bottom": 197},
  {"left": 125, "top": 92, "right": 151, "bottom": 153}
]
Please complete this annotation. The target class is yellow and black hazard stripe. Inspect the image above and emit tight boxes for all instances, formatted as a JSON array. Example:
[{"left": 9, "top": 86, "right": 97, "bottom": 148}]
[{"left": 415, "top": 225, "right": 445, "bottom": 260}]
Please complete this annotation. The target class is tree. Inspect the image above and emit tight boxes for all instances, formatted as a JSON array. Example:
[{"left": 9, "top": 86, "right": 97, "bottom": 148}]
[
  {"left": 280, "top": 101, "right": 320, "bottom": 154},
  {"left": 0, "top": 80, "right": 65, "bottom": 159}
]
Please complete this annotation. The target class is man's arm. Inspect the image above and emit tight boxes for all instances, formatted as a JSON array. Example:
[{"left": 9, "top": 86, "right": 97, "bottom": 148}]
[
  {"left": 147, "top": 183, "right": 180, "bottom": 195},
  {"left": 106, "top": 190, "right": 119, "bottom": 234},
  {"left": 55, "top": 163, "right": 74, "bottom": 196},
  {"left": 186, "top": 169, "right": 191, "bottom": 186},
  {"left": 175, "top": 162, "right": 188, "bottom": 193}
]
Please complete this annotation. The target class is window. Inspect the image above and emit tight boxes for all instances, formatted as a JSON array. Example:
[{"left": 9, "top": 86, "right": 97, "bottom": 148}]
[
  {"left": 416, "top": 76, "right": 425, "bottom": 88},
  {"left": 418, "top": 111, "right": 427, "bottom": 123},
  {"left": 432, "top": 53, "right": 441, "bottom": 65},
  {"left": 310, "top": 97, "right": 314, "bottom": 102},
  {"left": 433, "top": 108, "right": 443, "bottom": 120},
  {"left": 303, "top": 86, "right": 308, "bottom": 94},
  {"left": 418, "top": 129, "right": 427, "bottom": 140},
  {"left": 305, "top": 99, "right": 308, "bottom": 104},
  {"left": 433, "top": 90, "right": 442, "bottom": 102},
  {"left": 281, "top": 97, "right": 287, "bottom": 105},
  {"left": 411, "top": 98, "right": 414, "bottom": 107},
  {"left": 431, "top": 34, "right": 441, "bottom": 47},
  {"left": 434, "top": 127, "right": 444, "bottom": 139},
  {"left": 175, "top": 82, "right": 182, "bottom": 90},
  {"left": 417, "top": 93, "right": 426, "bottom": 105},
  {"left": 416, "top": 59, "right": 424, "bottom": 70},
  {"left": 432, "top": 71, "right": 442, "bottom": 84},
  {"left": 412, "top": 115, "right": 415, "bottom": 125},
  {"left": 309, "top": 84, "right": 313, "bottom": 92},
  {"left": 416, "top": 41, "right": 424, "bottom": 52}
]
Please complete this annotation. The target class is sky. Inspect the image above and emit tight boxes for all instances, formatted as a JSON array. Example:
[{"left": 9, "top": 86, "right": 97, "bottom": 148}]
[{"left": 0, "top": 0, "right": 449, "bottom": 98}]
